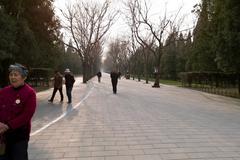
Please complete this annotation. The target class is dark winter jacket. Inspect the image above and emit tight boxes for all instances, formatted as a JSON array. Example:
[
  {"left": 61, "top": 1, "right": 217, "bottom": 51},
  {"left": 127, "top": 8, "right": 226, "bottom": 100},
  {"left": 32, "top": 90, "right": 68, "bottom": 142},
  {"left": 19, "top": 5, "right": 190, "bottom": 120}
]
[
  {"left": 97, "top": 72, "right": 102, "bottom": 77},
  {"left": 54, "top": 73, "right": 63, "bottom": 89},
  {"left": 65, "top": 74, "right": 75, "bottom": 88},
  {"left": 110, "top": 71, "right": 119, "bottom": 83}
]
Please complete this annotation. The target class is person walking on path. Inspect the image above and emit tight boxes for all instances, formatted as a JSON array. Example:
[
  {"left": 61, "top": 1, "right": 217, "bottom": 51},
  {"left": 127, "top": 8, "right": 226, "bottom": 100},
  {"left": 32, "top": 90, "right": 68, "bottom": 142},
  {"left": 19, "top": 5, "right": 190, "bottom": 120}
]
[
  {"left": 96, "top": 71, "right": 102, "bottom": 83},
  {"left": 110, "top": 70, "right": 119, "bottom": 94},
  {"left": 64, "top": 68, "right": 75, "bottom": 104},
  {"left": 0, "top": 63, "right": 37, "bottom": 160},
  {"left": 118, "top": 71, "right": 121, "bottom": 79},
  {"left": 48, "top": 71, "right": 63, "bottom": 103}
]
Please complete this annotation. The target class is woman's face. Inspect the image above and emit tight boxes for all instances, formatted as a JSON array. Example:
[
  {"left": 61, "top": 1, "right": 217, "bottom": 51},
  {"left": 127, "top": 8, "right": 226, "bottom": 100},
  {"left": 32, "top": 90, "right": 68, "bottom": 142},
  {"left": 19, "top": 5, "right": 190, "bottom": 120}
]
[{"left": 9, "top": 70, "right": 26, "bottom": 88}]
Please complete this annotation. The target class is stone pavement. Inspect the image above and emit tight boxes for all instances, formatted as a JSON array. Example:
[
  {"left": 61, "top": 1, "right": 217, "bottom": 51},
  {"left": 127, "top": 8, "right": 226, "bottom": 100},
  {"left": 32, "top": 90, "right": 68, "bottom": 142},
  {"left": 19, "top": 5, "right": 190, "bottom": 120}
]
[{"left": 29, "top": 73, "right": 240, "bottom": 160}]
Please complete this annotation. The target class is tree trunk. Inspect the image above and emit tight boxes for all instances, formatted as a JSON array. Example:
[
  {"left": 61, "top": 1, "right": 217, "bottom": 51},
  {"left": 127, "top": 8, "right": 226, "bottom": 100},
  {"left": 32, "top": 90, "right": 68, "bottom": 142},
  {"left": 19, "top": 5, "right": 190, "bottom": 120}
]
[
  {"left": 152, "top": 64, "right": 160, "bottom": 88},
  {"left": 238, "top": 73, "right": 240, "bottom": 94},
  {"left": 82, "top": 61, "right": 87, "bottom": 83},
  {"left": 138, "top": 73, "right": 141, "bottom": 81},
  {"left": 144, "top": 63, "right": 148, "bottom": 84},
  {"left": 152, "top": 73, "right": 160, "bottom": 87},
  {"left": 152, "top": 51, "right": 162, "bottom": 88},
  {"left": 0, "top": 59, "right": 13, "bottom": 88}
]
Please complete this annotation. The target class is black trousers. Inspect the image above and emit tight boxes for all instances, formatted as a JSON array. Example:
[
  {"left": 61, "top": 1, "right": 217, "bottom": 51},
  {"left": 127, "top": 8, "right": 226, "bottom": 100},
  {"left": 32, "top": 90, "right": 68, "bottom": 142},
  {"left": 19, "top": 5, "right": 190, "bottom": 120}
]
[
  {"left": 1, "top": 140, "right": 28, "bottom": 160},
  {"left": 50, "top": 87, "right": 63, "bottom": 101},
  {"left": 111, "top": 80, "right": 118, "bottom": 93},
  {"left": 97, "top": 77, "right": 101, "bottom": 82},
  {"left": 66, "top": 86, "right": 73, "bottom": 103}
]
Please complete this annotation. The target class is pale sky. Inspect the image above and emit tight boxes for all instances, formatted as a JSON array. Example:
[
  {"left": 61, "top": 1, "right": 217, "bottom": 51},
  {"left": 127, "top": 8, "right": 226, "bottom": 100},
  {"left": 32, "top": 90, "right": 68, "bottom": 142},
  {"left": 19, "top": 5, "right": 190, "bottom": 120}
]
[{"left": 54, "top": 0, "right": 200, "bottom": 52}]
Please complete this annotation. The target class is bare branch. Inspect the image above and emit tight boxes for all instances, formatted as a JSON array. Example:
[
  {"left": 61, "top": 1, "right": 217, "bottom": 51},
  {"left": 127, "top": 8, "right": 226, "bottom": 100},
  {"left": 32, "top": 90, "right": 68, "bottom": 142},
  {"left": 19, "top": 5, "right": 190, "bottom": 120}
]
[
  {"left": 124, "top": 0, "right": 183, "bottom": 87},
  {"left": 61, "top": 0, "right": 118, "bottom": 82}
]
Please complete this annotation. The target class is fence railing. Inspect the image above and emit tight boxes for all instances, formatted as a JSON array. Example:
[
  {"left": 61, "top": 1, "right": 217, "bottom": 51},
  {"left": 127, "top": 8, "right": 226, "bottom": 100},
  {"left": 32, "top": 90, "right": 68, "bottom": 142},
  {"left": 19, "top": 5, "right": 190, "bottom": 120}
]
[
  {"left": 27, "top": 68, "right": 53, "bottom": 87},
  {"left": 179, "top": 72, "right": 240, "bottom": 98}
]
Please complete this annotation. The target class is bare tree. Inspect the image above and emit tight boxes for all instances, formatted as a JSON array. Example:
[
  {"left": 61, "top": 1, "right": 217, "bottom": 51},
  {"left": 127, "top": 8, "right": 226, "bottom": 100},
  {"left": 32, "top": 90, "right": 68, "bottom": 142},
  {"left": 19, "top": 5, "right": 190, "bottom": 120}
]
[
  {"left": 89, "top": 41, "right": 103, "bottom": 76},
  {"left": 136, "top": 37, "right": 154, "bottom": 84},
  {"left": 127, "top": 34, "right": 137, "bottom": 80},
  {"left": 118, "top": 40, "right": 131, "bottom": 75},
  {"left": 61, "top": 0, "right": 118, "bottom": 83},
  {"left": 103, "top": 38, "right": 131, "bottom": 76},
  {"left": 125, "top": 0, "right": 181, "bottom": 87}
]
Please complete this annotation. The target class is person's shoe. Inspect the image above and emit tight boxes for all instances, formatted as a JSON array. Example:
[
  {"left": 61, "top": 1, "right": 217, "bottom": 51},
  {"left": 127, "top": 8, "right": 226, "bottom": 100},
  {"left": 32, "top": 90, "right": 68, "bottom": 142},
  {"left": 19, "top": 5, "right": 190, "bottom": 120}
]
[{"left": 48, "top": 100, "right": 53, "bottom": 102}]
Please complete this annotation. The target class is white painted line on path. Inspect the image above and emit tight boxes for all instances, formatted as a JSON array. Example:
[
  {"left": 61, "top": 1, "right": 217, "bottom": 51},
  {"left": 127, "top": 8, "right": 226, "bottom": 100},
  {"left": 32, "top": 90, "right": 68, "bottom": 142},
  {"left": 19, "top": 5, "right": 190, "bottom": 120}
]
[{"left": 30, "top": 85, "right": 94, "bottom": 136}]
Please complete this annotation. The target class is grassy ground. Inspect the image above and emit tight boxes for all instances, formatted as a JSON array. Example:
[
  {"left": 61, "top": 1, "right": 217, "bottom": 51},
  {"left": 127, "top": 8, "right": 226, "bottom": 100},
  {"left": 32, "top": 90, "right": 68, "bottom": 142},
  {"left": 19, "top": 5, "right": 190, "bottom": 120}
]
[
  {"left": 188, "top": 85, "right": 240, "bottom": 99},
  {"left": 159, "top": 79, "right": 182, "bottom": 86},
  {"left": 33, "top": 86, "right": 51, "bottom": 92},
  {"left": 140, "top": 77, "right": 182, "bottom": 86},
  {"left": 33, "top": 77, "right": 239, "bottom": 98},
  {"left": 138, "top": 77, "right": 240, "bottom": 99}
]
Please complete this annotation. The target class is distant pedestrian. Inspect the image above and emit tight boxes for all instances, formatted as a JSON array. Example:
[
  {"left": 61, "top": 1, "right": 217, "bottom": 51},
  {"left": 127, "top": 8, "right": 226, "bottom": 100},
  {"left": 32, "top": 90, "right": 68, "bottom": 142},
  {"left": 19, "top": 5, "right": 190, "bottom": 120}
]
[
  {"left": 110, "top": 70, "right": 120, "bottom": 94},
  {"left": 48, "top": 71, "right": 63, "bottom": 102},
  {"left": 118, "top": 71, "right": 121, "bottom": 79},
  {"left": 64, "top": 68, "right": 75, "bottom": 104},
  {"left": 0, "top": 63, "right": 37, "bottom": 160},
  {"left": 96, "top": 71, "right": 102, "bottom": 83}
]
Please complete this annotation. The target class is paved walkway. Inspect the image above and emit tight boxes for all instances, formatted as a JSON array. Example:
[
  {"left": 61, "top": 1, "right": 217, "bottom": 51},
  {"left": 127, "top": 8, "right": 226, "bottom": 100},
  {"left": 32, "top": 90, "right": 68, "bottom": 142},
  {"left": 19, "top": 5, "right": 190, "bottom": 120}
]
[{"left": 29, "top": 73, "right": 240, "bottom": 160}]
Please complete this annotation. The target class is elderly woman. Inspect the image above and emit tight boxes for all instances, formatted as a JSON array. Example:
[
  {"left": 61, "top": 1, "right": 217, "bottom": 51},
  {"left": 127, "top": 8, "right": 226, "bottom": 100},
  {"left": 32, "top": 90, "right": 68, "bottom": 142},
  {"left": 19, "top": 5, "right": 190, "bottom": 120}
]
[{"left": 0, "top": 63, "right": 36, "bottom": 160}]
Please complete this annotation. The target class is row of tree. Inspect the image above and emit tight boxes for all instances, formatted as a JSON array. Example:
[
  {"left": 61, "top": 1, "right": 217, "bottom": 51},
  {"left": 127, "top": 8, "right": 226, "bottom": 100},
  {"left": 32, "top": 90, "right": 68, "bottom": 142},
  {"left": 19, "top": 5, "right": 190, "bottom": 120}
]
[
  {"left": 103, "top": 30, "right": 192, "bottom": 82},
  {"left": 104, "top": 0, "right": 191, "bottom": 86},
  {"left": 0, "top": 0, "right": 56, "bottom": 86},
  {"left": 103, "top": 0, "right": 240, "bottom": 87},
  {"left": 61, "top": 0, "right": 117, "bottom": 83},
  {"left": 0, "top": 0, "right": 93, "bottom": 87},
  {"left": 190, "top": 0, "right": 240, "bottom": 73},
  {"left": 1, "top": 0, "right": 239, "bottom": 88}
]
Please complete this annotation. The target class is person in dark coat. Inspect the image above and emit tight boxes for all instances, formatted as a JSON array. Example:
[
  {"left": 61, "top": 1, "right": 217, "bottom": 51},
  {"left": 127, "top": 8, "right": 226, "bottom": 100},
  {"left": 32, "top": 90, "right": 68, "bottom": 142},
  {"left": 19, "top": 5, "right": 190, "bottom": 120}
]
[
  {"left": 96, "top": 71, "right": 102, "bottom": 83},
  {"left": 0, "top": 63, "right": 37, "bottom": 160},
  {"left": 110, "top": 70, "right": 119, "bottom": 94},
  {"left": 48, "top": 71, "right": 63, "bottom": 102},
  {"left": 118, "top": 71, "right": 121, "bottom": 79},
  {"left": 64, "top": 68, "right": 75, "bottom": 104}
]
